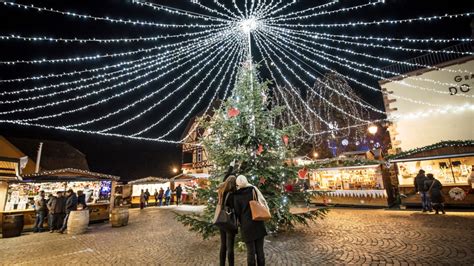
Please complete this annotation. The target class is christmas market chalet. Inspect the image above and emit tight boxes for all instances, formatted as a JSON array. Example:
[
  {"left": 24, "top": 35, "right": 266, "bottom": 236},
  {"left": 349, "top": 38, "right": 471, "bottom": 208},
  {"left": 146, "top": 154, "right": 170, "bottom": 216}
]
[
  {"left": 379, "top": 43, "right": 474, "bottom": 208},
  {"left": 0, "top": 136, "right": 120, "bottom": 235}
]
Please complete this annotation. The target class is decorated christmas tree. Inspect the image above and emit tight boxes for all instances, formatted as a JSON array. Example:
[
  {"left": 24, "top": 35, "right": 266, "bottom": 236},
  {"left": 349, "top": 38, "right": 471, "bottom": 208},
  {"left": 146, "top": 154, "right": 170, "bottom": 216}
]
[{"left": 176, "top": 62, "right": 327, "bottom": 239}]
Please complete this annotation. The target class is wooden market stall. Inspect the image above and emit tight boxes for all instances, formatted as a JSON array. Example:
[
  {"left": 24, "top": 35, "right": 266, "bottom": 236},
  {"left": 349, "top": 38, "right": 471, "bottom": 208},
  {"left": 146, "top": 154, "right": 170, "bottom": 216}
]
[
  {"left": 171, "top": 173, "right": 209, "bottom": 204},
  {"left": 388, "top": 141, "right": 474, "bottom": 208},
  {"left": 128, "top": 177, "right": 170, "bottom": 207},
  {"left": 307, "top": 158, "right": 396, "bottom": 207},
  {"left": 0, "top": 168, "right": 120, "bottom": 233}
]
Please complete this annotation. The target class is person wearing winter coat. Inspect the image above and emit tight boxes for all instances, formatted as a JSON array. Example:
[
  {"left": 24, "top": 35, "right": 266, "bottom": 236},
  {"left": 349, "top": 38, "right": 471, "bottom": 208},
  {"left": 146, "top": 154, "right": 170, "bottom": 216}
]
[
  {"left": 175, "top": 185, "right": 183, "bottom": 206},
  {"left": 158, "top": 188, "right": 164, "bottom": 206},
  {"left": 414, "top": 169, "right": 432, "bottom": 212},
  {"left": 58, "top": 189, "right": 78, "bottom": 233},
  {"left": 214, "top": 162, "right": 236, "bottom": 266},
  {"left": 33, "top": 190, "right": 47, "bottom": 233},
  {"left": 46, "top": 194, "right": 57, "bottom": 232},
  {"left": 165, "top": 188, "right": 172, "bottom": 206},
  {"left": 424, "top": 174, "right": 445, "bottom": 214},
  {"left": 234, "top": 175, "right": 268, "bottom": 266},
  {"left": 140, "top": 190, "right": 146, "bottom": 209},
  {"left": 144, "top": 189, "right": 151, "bottom": 206},
  {"left": 54, "top": 191, "right": 66, "bottom": 231},
  {"left": 77, "top": 190, "right": 87, "bottom": 209}
]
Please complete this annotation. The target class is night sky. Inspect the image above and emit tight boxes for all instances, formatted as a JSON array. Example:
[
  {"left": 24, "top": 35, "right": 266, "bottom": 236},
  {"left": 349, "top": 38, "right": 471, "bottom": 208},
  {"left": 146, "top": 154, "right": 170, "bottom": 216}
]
[{"left": 0, "top": 0, "right": 472, "bottom": 181}]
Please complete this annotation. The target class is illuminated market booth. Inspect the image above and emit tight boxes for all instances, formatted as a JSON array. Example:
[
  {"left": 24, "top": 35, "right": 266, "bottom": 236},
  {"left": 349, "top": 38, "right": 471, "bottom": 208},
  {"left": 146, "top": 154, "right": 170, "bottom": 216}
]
[
  {"left": 307, "top": 155, "right": 396, "bottom": 207},
  {"left": 128, "top": 176, "right": 170, "bottom": 207},
  {"left": 389, "top": 141, "right": 474, "bottom": 207},
  {"left": 1, "top": 168, "right": 119, "bottom": 232},
  {"left": 171, "top": 173, "right": 210, "bottom": 204}
]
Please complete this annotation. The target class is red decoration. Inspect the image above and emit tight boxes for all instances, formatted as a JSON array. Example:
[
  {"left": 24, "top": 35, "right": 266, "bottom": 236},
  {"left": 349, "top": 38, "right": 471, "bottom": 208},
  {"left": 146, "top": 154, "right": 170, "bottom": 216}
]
[
  {"left": 298, "top": 167, "right": 308, "bottom": 179},
  {"left": 257, "top": 144, "right": 264, "bottom": 155},
  {"left": 282, "top": 135, "right": 289, "bottom": 146},
  {"left": 227, "top": 107, "right": 240, "bottom": 118}
]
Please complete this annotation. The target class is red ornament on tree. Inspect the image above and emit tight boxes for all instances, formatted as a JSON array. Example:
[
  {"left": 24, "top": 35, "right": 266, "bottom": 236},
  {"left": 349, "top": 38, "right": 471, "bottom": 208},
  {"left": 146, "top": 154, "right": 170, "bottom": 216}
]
[
  {"left": 282, "top": 135, "right": 289, "bottom": 146},
  {"left": 298, "top": 167, "right": 308, "bottom": 179},
  {"left": 227, "top": 107, "right": 240, "bottom": 118},
  {"left": 257, "top": 144, "right": 264, "bottom": 155}
]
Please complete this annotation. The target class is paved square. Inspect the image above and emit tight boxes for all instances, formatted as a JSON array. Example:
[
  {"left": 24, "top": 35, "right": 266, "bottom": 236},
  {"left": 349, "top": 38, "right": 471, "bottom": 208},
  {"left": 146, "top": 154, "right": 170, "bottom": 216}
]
[{"left": 1, "top": 207, "right": 473, "bottom": 265}]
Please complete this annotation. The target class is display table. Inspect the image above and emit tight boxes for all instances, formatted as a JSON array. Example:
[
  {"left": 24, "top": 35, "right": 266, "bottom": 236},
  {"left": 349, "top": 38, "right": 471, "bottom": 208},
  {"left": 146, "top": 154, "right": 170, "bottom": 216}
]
[
  {"left": 398, "top": 183, "right": 474, "bottom": 207},
  {"left": 310, "top": 189, "right": 389, "bottom": 207}
]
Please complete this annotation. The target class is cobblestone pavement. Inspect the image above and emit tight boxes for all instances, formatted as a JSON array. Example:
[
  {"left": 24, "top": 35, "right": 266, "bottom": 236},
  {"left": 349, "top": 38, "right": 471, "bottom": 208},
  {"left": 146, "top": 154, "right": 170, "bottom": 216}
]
[{"left": 1, "top": 207, "right": 474, "bottom": 265}]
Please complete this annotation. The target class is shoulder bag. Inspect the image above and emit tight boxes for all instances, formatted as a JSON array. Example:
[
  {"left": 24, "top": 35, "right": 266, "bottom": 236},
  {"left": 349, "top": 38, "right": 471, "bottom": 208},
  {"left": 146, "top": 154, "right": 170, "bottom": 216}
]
[
  {"left": 213, "top": 193, "right": 238, "bottom": 232},
  {"left": 249, "top": 188, "right": 271, "bottom": 221}
]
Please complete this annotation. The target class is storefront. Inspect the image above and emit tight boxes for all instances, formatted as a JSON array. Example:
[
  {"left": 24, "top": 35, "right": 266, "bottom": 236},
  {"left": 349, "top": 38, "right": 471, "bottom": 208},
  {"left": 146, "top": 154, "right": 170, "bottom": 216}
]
[
  {"left": 389, "top": 141, "right": 474, "bottom": 207},
  {"left": 128, "top": 177, "right": 170, "bottom": 207},
  {"left": 308, "top": 162, "right": 394, "bottom": 207},
  {"left": 0, "top": 168, "right": 119, "bottom": 232}
]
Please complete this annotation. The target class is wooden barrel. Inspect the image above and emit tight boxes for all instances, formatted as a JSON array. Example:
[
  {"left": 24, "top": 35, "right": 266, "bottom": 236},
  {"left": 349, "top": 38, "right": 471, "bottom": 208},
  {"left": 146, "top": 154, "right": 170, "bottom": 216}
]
[
  {"left": 2, "top": 214, "right": 24, "bottom": 238},
  {"left": 110, "top": 207, "right": 129, "bottom": 227},
  {"left": 67, "top": 210, "right": 89, "bottom": 235}
]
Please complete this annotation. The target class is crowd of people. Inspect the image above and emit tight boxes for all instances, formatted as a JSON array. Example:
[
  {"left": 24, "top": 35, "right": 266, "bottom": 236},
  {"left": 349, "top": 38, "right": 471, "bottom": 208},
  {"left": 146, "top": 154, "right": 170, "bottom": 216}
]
[
  {"left": 139, "top": 184, "right": 191, "bottom": 209},
  {"left": 33, "top": 189, "right": 82, "bottom": 233},
  {"left": 414, "top": 169, "right": 446, "bottom": 214}
]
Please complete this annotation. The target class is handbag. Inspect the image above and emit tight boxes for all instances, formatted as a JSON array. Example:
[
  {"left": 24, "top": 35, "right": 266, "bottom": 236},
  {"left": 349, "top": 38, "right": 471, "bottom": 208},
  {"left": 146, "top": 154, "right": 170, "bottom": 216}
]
[
  {"left": 213, "top": 193, "right": 238, "bottom": 232},
  {"left": 249, "top": 188, "right": 271, "bottom": 221}
]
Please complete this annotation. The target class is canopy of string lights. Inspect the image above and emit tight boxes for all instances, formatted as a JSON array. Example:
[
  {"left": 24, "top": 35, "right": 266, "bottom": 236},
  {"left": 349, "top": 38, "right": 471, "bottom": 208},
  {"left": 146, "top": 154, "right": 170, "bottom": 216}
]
[{"left": 0, "top": 0, "right": 472, "bottom": 144}]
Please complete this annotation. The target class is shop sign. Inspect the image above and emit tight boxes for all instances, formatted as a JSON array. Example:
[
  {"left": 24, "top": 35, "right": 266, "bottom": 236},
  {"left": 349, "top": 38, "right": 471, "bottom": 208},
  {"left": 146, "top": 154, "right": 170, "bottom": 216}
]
[
  {"left": 448, "top": 187, "right": 467, "bottom": 201},
  {"left": 449, "top": 74, "right": 473, "bottom": 95}
]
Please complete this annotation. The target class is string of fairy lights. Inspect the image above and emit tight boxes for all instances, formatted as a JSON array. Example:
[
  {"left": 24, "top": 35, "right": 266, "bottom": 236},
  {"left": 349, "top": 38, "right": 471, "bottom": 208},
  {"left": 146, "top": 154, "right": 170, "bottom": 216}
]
[{"left": 0, "top": 0, "right": 472, "bottom": 144}]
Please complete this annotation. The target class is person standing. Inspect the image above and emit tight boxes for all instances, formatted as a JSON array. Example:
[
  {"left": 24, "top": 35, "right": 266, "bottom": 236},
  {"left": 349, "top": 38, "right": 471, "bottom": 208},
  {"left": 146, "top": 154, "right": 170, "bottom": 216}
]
[
  {"left": 165, "top": 187, "right": 171, "bottom": 206},
  {"left": 59, "top": 189, "right": 78, "bottom": 234},
  {"left": 414, "top": 169, "right": 432, "bottom": 212},
  {"left": 54, "top": 191, "right": 66, "bottom": 231},
  {"left": 144, "top": 189, "right": 151, "bottom": 207},
  {"left": 215, "top": 175, "right": 238, "bottom": 266},
  {"left": 33, "top": 190, "right": 47, "bottom": 233},
  {"left": 77, "top": 190, "right": 87, "bottom": 209},
  {"left": 425, "top": 174, "right": 445, "bottom": 214},
  {"left": 191, "top": 188, "right": 198, "bottom": 206},
  {"left": 175, "top": 184, "right": 183, "bottom": 206},
  {"left": 158, "top": 187, "right": 164, "bottom": 206},
  {"left": 154, "top": 189, "right": 159, "bottom": 206},
  {"left": 46, "top": 193, "right": 56, "bottom": 232},
  {"left": 234, "top": 175, "right": 268, "bottom": 266},
  {"left": 140, "top": 189, "right": 146, "bottom": 210}
]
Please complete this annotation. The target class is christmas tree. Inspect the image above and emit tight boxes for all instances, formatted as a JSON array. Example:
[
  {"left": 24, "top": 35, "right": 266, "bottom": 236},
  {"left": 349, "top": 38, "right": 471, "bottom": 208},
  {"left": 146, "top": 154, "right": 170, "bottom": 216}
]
[{"left": 176, "top": 62, "right": 327, "bottom": 239}]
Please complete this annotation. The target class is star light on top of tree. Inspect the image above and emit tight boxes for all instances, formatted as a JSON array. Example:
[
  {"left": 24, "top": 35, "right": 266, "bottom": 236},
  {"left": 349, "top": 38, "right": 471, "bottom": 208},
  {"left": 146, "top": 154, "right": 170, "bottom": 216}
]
[{"left": 0, "top": 0, "right": 472, "bottom": 143}]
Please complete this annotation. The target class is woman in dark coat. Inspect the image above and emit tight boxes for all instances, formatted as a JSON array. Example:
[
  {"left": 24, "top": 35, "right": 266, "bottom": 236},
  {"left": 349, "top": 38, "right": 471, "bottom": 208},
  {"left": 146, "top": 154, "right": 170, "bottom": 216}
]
[
  {"left": 425, "top": 173, "right": 445, "bottom": 214},
  {"left": 234, "top": 175, "right": 267, "bottom": 266},
  {"left": 214, "top": 161, "right": 236, "bottom": 266}
]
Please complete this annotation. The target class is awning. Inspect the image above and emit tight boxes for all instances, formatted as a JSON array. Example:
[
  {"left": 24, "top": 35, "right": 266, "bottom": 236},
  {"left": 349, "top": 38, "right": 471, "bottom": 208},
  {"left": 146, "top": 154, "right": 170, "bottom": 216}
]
[
  {"left": 171, "top": 173, "right": 210, "bottom": 181},
  {"left": 21, "top": 168, "right": 120, "bottom": 182},
  {"left": 389, "top": 152, "right": 474, "bottom": 163},
  {"left": 128, "top": 176, "right": 169, "bottom": 184},
  {"left": 0, "top": 156, "right": 22, "bottom": 181},
  {"left": 310, "top": 164, "right": 381, "bottom": 171}
]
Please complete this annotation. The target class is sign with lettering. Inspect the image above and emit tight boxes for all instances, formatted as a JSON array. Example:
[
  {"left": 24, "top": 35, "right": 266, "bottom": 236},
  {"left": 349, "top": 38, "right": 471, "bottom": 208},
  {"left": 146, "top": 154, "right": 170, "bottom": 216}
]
[{"left": 380, "top": 59, "right": 474, "bottom": 151}]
